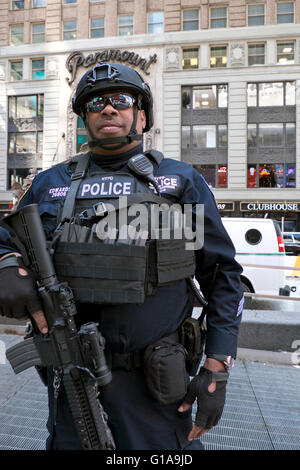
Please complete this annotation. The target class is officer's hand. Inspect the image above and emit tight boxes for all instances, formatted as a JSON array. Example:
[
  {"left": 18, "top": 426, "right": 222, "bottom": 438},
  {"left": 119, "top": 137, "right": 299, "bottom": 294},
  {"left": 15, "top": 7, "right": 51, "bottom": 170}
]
[
  {"left": 178, "top": 367, "right": 227, "bottom": 440},
  {"left": 0, "top": 263, "right": 48, "bottom": 334}
]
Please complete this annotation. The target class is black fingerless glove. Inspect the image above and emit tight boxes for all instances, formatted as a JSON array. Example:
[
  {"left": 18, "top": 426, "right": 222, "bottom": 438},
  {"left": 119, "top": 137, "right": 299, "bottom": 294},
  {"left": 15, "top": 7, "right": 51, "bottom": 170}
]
[
  {"left": 183, "top": 366, "right": 228, "bottom": 429},
  {"left": 0, "top": 256, "right": 42, "bottom": 319}
]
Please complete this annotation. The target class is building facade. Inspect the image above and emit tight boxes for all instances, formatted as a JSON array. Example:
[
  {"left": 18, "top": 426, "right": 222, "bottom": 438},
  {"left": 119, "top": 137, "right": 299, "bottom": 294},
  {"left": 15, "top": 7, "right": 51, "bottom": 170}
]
[{"left": 1, "top": 0, "right": 300, "bottom": 229}]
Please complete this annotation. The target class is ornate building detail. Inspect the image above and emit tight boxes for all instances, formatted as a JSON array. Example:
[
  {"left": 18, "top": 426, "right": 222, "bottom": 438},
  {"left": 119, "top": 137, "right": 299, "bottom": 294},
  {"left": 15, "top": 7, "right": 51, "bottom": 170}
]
[
  {"left": 46, "top": 57, "right": 59, "bottom": 79},
  {"left": 229, "top": 43, "right": 245, "bottom": 67},
  {"left": 0, "top": 62, "right": 6, "bottom": 81},
  {"left": 165, "top": 47, "right": 180, "bottom": 70}
]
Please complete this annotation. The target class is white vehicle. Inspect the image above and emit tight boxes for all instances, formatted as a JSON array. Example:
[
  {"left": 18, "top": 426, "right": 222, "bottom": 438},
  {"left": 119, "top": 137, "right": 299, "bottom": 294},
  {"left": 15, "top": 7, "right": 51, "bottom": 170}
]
[{"left": 221, "top": 217, "right": 290, "bottom": 307}]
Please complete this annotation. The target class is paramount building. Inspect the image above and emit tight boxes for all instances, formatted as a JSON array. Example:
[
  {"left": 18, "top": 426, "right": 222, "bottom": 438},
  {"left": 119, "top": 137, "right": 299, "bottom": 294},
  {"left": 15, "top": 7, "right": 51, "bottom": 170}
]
[{"left": 1, "top": 0, "right": 300, "bottom": 230}]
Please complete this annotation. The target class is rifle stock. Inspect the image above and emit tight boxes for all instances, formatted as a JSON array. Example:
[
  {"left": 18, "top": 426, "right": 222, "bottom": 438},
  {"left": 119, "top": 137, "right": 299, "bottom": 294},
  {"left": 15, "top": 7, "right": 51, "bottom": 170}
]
[{"left": 3, "top": 204, "right": 115, "bottom": 450}]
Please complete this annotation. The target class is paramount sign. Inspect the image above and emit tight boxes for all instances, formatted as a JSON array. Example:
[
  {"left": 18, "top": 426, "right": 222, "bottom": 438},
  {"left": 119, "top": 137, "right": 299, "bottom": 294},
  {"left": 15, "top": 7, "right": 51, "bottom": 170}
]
[
  {"left": 66, "top": 50, "right": 157, "bottom": 85},
  {"left": 240, "top": 202, "right": 300, "bottom": 212}
]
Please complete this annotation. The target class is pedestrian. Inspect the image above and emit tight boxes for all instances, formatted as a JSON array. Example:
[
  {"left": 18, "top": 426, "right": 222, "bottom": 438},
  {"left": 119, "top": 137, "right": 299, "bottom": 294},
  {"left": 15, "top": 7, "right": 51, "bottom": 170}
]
[{"left": 0, "top": 62, "right": 243, "bottom": 450}]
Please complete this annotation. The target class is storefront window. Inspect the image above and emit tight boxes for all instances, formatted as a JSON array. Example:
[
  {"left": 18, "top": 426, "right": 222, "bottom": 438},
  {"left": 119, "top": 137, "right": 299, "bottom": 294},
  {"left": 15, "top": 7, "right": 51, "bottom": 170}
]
[
  {"left": 194, "top": 165, "right": 216, "bottom": 187},
  {"left": 247, "top": 165, "right": 257, "bottom": 187},
  {"left": 247, "top": 163, "right": 296, "bottom": 188},
  {"left": 193, "top": 165, "right": 227, "bottom": 188},
  {"left": 217, "top": 165, "right": 227, "bottom": 187},
  {"left": 286, "top": 164, "right": 296, "bottom": 187}
]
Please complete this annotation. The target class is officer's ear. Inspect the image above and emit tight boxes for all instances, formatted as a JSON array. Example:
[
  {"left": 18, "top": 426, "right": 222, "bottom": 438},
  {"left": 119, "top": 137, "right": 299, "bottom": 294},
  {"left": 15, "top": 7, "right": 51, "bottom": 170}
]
[{"left": 139, "top": 109, "right": 146, "bottom": 131}]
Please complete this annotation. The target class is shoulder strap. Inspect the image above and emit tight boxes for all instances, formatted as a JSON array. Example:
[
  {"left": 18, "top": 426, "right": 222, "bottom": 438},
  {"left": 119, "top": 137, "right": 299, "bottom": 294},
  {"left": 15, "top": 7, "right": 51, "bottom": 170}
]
[
  {"left": 60, "top": 153, "right": 90, "bottom": 223},
  {"left": 143, "top": 149, "right": 164, "bottom": 169}
]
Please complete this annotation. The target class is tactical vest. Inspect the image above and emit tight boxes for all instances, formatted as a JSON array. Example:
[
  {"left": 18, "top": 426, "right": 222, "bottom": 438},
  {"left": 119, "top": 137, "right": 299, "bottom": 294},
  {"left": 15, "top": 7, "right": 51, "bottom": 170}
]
[{"left": 53, "top": 150, "right": 196, "bottom": 304}]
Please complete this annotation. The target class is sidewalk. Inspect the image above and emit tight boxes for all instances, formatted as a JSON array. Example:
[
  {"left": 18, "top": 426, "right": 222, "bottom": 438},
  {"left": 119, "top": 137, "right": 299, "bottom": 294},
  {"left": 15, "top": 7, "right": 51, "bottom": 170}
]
[{"left": 0, "top": 332, "right": 300, "bottom": 451}]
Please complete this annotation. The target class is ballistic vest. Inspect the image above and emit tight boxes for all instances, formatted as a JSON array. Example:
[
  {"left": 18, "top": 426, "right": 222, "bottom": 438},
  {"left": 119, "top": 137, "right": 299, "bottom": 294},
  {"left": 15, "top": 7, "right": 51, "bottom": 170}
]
[{"left": 53, "top": 150, "right": 196, "bottom": 304}]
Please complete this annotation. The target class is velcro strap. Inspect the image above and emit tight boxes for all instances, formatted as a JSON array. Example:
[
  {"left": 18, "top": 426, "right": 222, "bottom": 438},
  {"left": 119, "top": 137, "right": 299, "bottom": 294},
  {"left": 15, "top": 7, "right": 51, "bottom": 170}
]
[{"left": 0, "top": 256, "right": 22, "bottom": 270}]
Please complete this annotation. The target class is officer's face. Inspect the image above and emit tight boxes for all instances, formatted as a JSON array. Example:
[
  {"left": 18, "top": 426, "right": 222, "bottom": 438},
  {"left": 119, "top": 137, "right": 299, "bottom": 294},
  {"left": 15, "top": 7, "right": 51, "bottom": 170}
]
[{"left": 85, "top": 92, "right": 146, "bottom": 155}]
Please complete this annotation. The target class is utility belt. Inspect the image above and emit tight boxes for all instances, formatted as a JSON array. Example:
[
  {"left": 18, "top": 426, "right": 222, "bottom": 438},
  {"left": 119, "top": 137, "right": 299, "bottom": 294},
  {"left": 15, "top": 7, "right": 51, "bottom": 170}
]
[{"left": 106, "top": 317, "right": 206, "bottom": 405}]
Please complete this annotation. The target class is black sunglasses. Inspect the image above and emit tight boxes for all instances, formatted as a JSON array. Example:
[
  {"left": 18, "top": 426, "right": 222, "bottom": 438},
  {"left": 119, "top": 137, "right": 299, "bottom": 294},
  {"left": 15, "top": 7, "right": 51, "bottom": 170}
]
[{"left": 85, "top": 93, "right": 136, "bottom": 113}]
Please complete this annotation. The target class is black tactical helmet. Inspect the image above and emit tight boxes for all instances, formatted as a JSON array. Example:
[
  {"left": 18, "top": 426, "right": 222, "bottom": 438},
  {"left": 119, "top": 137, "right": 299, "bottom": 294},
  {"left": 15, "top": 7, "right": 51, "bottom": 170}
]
[{"left": 72, "top": 62, "right": 153, "bottom": 132}]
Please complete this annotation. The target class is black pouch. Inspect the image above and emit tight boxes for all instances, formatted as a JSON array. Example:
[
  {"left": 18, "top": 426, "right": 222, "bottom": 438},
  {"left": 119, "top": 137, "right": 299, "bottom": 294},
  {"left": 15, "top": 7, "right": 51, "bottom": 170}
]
[
  {"left": 143, "top": 334, "right": 188, "bottom": 405},
  {"left": 179, "top": 317, "right": 206, "bottom": 376}
]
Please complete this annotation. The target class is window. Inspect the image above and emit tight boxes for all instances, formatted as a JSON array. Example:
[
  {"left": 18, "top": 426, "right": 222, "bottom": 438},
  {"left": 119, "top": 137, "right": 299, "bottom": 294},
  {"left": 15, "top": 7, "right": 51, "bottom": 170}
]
[
  {"left": 248, "top": 43, "right": 265, "bottom": 65},
  {"left": 9, "top": 95, "right": 44, "bottom": 119},
  {"left": 247, "top": 164, "right": 295, "bottom": 188},
  {"left": 90, "top": 18, "right": 104, "bottom": 38},
  {"left": 9, "top": 132, "right": 43, "bottom": 154},
  {"left": 193, "top": 125, "right": 216, "bottom": 148},
  {"left": 277, "top": 42, "right": 294, "bottom": 64},
  {"left": 210, "top": 7, "right": 227, "bottom": 28},
  {"left": 12, "top": 0, "right": 24, "bottom": 9},
  {"left": 247, "top": 82, "right": 296, "bottom": 106},
  {"left": 182, "top": 48, "right": 199, "bottom": 69},
  {"left": 8, "top": 95, "right": 44, "bottom": 190},
  {"left": 148, "top": 12, "right": 164, "bottom": 34},
  {"left": 31, "top": 59, "right": 45, "bottom": 80},
  {"left": 277, "top": 2, "right": 294, "bottom": 23},
  {"left": 10, "top": 24, "right": 24, "bottom": 45},
  {"left": 248, "top": 123, "right": 295, "bottom": 147},
  {"left": 182, "top": 10, "right": 199, "bottom": 31},
  {"left": 77, "top": 116, "right": 88, "bottom": 152},
  {"left": 32, "top": 23, "right": 45, "bottom": 43},
  {"left": 63, "top": 21, "right": 77, "bottom": 40},
  {"left": 182, "top": 85, "right": 228, "bottom": 109},
  {"left": 193, "top": 165, "right": 228, "bottom": 188},
  {"left": 64, "top": 0, "right": 77, "bottom": 3},
  {"left": 118, "top": 15, "right": 133, "bottom": 36},
  {"left": 210, "top": 46, "right": 227, "bottom": 68},
  {"left": 10, "top": 60, "right": 23, "bottom": 81},
  {"left": 33, "top": 0, "right": 46, "bottom": 7},
  {"left": 247, "top": 4, "right": 265, "bottom": 26}
]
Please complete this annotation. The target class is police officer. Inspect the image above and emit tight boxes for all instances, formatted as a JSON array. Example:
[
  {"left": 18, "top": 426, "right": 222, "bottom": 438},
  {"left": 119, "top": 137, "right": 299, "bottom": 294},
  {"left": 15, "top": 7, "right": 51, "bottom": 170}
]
[{"left": 0, "top": 62, "right": 243, "bottom": 450}]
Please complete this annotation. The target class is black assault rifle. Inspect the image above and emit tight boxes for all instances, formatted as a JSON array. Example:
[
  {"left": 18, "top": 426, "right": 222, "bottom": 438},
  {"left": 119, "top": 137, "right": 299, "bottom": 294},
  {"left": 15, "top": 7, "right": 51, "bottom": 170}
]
[{"left": 2, "top": 204, "right": 116, "bottom": 450}]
